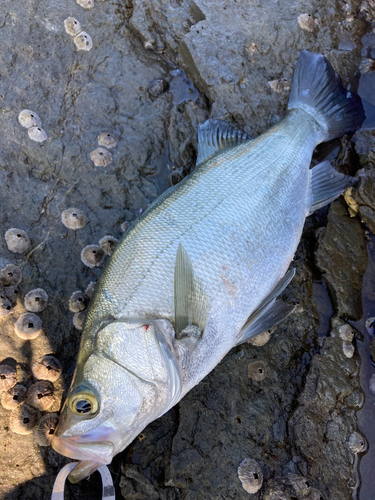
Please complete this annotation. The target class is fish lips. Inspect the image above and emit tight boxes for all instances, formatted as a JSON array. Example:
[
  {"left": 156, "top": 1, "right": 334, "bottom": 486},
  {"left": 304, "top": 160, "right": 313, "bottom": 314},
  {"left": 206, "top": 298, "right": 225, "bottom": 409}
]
[{"left": 52, "top": 423, "right": 117, "bottom": 481}]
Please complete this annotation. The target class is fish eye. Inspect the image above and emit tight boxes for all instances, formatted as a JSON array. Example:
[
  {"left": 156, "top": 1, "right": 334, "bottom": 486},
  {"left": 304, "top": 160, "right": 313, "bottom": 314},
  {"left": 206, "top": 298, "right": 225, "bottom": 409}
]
[{"left": 69, "top": 391, "right": 98, "bottom": 416}]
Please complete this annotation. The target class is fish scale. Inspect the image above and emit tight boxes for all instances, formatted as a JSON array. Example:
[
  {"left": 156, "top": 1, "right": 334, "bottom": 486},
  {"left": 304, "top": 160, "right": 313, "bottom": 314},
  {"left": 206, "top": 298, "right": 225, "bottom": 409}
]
[{"left": 86, "top": 110, "right": 314, "bottom": 337}]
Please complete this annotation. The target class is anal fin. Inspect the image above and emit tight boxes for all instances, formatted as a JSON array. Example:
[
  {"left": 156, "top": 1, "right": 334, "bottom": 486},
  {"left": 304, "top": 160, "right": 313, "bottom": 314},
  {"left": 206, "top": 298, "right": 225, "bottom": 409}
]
[
  {"left": 309, "top": 161, "right": 358, "bottom": 215},
  {"left": 235, "top": 268, "right": 296, "bottom": 346}
]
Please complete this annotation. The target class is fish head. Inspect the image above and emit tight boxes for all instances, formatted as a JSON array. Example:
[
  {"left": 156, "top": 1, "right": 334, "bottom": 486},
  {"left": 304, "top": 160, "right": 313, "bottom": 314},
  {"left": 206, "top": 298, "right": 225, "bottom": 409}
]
[{"left": 52, "top": 318, "right": 182, "bottom": 483}]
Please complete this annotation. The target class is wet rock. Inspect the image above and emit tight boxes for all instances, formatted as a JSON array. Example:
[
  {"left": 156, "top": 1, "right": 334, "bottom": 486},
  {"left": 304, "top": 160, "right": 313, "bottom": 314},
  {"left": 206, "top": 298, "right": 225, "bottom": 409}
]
[
  {"left": 315, "top": 200, "right": 367, "bottom": 320},
  {"left": 4, "top": 285, "right": 19, "bottom": 307}
]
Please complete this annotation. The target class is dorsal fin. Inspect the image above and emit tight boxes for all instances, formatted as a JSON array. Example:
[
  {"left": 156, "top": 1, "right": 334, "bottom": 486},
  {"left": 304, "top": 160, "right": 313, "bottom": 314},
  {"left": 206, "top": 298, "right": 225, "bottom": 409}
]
[
  {"left": 174, "top": 244, "right": 207, "bottom": 339},
  {"left": 197, "top": 119, "right": 252, "bottom": 165}
]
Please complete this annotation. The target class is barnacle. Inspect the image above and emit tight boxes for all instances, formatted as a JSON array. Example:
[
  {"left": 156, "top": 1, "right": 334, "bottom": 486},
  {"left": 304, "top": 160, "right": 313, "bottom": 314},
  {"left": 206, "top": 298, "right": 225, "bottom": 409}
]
[
  {"left": 76, "top": 0, "right": 94, "bottom": 9},
  {"left": 18, "top": 110, "right": 42, "bottom": 129},
  {"left": 369, "top": 374, "right": 375, "bottom": 396},
  {"left": 32, "top": 355, "right": 62, "bottom": 382},
  {"left": 4, "top": 285, "right": 19, "bottom": 307},
  {"left": 268, "top": 79, "right": 291, "bottom": 93},
  {"left": 34, "top": 413, "right": 59, "bottom": 446},
  {"left": 248, "top": 328, "right": 273, "bottom": 346},
  {"left": 24, "top": 288, "right": 48, "bottom": 312},
  {"left": 98, "top": 133, "right": 118, "bottom": 149},
  {"left": 99, "top": 235, "right": 118, "bottom": 256},
  {"left": 69, "top": 291, "right": 89, "bottom": 312},
  {"left": 9, "top": 403, "right": 40, "bottom": 435},
  {"left": 14, "top": 312, "right": 43, "bottom": 340},
  {"left": 120, "top": 221, "right": 130, "bottom": 233},
  {"left": 85, "top": 281, "right": 96, "bottom": 298},
  {"left": 248, "top": 361, "right": 266, "bottom": 381},
  {"left": 27, "top": 380, "right": 54, "bottom": 411},
  {"left": 0, "top": 264, "right": 22, "bottom": 286},
  {"left": 61, "top": 207, "right": 87, "bottom": 230},
  {"left": 90, "top": 147, "right": 112, "bottom": 167},
  {"left": 348, "top": 431, "right": 366, "bottom": 453},
  {"left": 73, "top": 311, "right": 86, "bottom": 330},
  {"left": 1, "top": 384, "right": 27, "bottom": 410},
  {"left": 74, "top": 31, "right": 93, "bottom": 51},
  {"left": 81, "top": 245, "right": 106, "bottom": 268},
  {"left": 0, "top": 365, "right": 17, "bottom": 392},
  {"left": 64, "top": 17, "right": 82, "bottom": 36},
  {"left": 28, "top": 126, "right": 47, "bottom": 143},
  {"left": 338, "top": 323, "right": 355, "bottom": 342},
  {"left": 237, "top": 458, "right": 263, "bottom": 494},
  {"left": 342, "top": 341, "right": 355, "bottom": 358},
  {"left": 0, "top": 294, "right": 13, "bottom": 319},
  {"left": 5, "top": 228, "right": 31, "bottom": 253},
  {"left": 148, "top": 78, "right": 169, "bottom": 97},
  {"left": 297, "top": 13, "right": 316, "bottom": 32}
]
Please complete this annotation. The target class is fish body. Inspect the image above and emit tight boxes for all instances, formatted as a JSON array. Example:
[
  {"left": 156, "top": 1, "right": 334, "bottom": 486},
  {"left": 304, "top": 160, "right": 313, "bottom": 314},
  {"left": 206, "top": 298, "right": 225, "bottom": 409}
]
[{"left": 52, "top": 51, "right": 364, "bottom": 483}]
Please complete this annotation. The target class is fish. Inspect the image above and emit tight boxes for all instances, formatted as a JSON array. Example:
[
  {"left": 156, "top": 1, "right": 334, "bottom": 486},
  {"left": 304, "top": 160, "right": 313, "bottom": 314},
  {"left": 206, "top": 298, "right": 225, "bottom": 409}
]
[{"left": 52, "top": 50, "right": 365, "bottom": 484}]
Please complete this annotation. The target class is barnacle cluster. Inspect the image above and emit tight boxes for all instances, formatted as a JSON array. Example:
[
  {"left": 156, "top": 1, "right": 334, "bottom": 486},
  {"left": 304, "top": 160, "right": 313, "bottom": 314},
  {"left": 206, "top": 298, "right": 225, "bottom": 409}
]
[
  {"left": 1, "top": 354, "right": 62, "bottom": 440},
  {"left": 64, "top": 17, "right": 93, "bottom": 51},
  {"left": 0, "top": 263, "right": 22, "bottom": 319},
  {"left": 68, "top": 281, "right": 98, "bottom": 330},
  {"left": 18, "top": 110, "right": 47, "bottom": 143},
  {"left": 90, "top": 132, "right": 119, "bottom": 167}
]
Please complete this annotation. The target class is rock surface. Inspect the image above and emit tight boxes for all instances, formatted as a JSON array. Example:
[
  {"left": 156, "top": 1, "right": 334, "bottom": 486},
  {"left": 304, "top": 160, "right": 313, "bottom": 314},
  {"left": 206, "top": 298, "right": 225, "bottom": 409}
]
[{"left": 0, "top": 0, "right": 373, "bottom": 499}]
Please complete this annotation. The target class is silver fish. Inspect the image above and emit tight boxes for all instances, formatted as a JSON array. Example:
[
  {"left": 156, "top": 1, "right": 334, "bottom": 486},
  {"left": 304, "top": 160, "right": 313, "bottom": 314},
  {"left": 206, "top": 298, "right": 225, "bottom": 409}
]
[{"left": 52, "top": 51, "right": 364, "bottom": 483}]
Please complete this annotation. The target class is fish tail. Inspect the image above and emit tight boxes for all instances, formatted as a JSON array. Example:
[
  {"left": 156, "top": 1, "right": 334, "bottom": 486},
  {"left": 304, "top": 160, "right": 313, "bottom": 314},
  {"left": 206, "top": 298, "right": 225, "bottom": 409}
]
[{"left": 288, "top": 50, "right": 365, "bottom": 140}]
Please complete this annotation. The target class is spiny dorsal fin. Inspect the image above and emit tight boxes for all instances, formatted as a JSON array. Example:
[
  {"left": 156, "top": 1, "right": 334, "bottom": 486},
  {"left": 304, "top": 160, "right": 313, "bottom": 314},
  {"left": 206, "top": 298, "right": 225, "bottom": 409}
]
[
  {"left": 309, "top": 161, "right": 358, "bottom": 215},
  {"left": 174, "top": 243, "right": 207, "bottom": 339},
  {"left": 197, "top": 119, "right": 252, "bottom": 165}
]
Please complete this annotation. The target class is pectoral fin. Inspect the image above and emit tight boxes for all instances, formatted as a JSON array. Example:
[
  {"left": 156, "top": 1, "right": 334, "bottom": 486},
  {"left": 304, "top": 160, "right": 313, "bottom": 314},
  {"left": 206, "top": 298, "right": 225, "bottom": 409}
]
[
  {"left": 309, "top": 161, "right": 358, "bottom": 215},
  {"left": 235, "top": 268, "right": 296, "bottom": 346},
  {"left": 197, "top": 119, "right": 252, "bottom": 165},
  {"left": 174, "top": 244, "right": 207, "bottom": 339}
]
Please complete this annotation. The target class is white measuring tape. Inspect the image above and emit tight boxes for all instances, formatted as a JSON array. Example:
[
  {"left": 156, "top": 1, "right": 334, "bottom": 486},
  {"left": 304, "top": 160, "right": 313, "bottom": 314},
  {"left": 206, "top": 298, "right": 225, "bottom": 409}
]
[{"left": 51, "top": 462, "right": 115, "bottom": 500}]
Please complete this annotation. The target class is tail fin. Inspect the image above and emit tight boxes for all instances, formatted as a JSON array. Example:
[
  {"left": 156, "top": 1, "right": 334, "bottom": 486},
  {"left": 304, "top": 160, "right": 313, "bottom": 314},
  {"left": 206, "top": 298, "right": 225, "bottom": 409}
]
[{"left": 288, "top": 50, "right": 365, "bottom": 140}]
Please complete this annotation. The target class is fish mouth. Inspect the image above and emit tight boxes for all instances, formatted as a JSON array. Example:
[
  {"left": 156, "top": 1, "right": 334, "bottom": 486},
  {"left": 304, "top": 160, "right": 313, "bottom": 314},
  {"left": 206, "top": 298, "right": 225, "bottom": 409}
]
[{"left": 52, "top": 425, "right": 116, "bottom": 482}]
